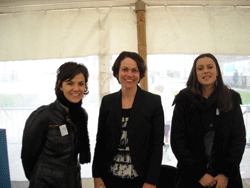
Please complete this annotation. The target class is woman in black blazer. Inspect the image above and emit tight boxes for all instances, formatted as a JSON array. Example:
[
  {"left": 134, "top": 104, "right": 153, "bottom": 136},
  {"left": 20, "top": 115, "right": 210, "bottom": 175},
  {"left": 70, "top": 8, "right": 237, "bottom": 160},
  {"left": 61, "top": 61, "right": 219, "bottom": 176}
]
[
  {"left": 171, "top": 53, "right": 246, "bottom": 188},
  {"left": 92, "top": 51, "right": 164, "bottom": 188}
]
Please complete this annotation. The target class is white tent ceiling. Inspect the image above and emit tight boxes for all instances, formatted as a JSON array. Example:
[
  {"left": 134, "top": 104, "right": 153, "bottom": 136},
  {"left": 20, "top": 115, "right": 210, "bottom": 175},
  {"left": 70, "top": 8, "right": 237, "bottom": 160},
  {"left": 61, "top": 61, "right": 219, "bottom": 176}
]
[
  {"left": 0, "top": 0, "right": 249, "bottom": 105},
  {"left": 0, "top": 0, "right": 249, "bottom": 61},
  {"left": 0, "top": 0, "right": 249, "bottom": 13}
]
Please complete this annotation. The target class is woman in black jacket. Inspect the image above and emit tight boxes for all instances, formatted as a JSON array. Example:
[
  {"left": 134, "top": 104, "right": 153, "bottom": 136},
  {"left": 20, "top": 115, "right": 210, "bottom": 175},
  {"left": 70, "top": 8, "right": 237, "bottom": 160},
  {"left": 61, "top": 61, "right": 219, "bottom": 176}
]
[
  {"left": 21, "top": 62, "right": 91, "bottom": 188},
  {"left": 171, "top": 53, "right": 246, "bottom": 188},
  {"left": 92, "top": 51, "right": 164, "bottom": 188}
]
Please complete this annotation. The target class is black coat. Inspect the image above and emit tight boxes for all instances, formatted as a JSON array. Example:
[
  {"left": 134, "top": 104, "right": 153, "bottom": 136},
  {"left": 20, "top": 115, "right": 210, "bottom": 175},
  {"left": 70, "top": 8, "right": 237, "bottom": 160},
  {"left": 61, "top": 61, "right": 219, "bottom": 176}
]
[
  {"left": 92, "top": 86, "right": 165, "bottom": 186},
  {"left": 171, "top": 88, "right": 246, "bottom": 188},
  {"left": 21, "top": 100, "right": 90, "bottom": 188}
]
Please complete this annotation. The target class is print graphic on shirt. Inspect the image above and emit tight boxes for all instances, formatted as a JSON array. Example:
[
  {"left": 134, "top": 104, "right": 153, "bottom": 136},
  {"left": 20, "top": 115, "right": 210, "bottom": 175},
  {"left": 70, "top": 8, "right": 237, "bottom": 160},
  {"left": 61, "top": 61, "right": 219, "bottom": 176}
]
[{"left": 110, "top": 116, "right": 139, "bottom": 179}]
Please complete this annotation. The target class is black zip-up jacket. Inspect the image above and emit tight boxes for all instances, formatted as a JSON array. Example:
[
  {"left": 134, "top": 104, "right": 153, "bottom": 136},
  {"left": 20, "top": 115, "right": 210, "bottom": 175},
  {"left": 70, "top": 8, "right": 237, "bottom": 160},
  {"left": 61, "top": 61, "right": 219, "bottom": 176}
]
[{"left": 21, "top": 100, "right": 90, "bottom": 188}]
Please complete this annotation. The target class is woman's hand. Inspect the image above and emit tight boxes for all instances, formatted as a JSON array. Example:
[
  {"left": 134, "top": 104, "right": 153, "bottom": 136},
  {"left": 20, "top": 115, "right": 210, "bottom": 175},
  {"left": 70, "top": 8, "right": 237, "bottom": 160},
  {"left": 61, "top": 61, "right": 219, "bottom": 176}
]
[
  {"left": 142, "top": 183, "right": 156, "bottom": 188},
  {"left": 214, "top": 174, "right": 228, "bottom": 188},
  {"left": 199, "top": 173, "right": 216, "bottom": 187},
  {"left": 94, "top": 178, "right": 106, "bottom": 188}
]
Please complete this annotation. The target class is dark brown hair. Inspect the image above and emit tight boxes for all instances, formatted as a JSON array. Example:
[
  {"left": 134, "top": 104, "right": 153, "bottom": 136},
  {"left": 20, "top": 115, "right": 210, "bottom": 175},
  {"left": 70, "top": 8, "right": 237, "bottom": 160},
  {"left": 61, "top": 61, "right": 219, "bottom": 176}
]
[
  {"left": 112, "top": 51, "right": 147, "bottom": 83},
  {"left": 186, "top": 53, "right": 232, "bottom": 112},
  {"left": 55, "top": 62, "right": 89, "bottom": 98}
]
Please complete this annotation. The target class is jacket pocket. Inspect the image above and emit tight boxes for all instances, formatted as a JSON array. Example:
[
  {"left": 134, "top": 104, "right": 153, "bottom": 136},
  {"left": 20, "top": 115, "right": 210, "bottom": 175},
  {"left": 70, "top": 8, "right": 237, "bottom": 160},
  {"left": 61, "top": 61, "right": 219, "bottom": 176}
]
[
  {"left": 29, "top": 163, "right": 67, "bottom": 188},
  {"left": 45, "top": 126, "right": 71, "bottom": 156},
  {"left": 38, "top": 165, "right": 67, "bottom": 188}
]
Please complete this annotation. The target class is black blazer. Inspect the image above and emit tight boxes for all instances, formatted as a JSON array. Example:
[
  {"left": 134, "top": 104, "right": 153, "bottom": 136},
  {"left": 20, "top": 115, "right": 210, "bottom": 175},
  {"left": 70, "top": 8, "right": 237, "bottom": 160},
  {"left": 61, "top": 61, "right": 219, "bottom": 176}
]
[{"left": 92, "top": 86, "right": 164, "bottom": 185}]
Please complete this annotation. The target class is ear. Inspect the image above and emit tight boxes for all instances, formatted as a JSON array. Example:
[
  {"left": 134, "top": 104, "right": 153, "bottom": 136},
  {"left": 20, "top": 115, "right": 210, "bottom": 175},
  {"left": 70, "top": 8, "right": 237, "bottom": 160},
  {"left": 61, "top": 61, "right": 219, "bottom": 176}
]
[{"left": 57, "top": 81, "right": 63, "bottom": 91}]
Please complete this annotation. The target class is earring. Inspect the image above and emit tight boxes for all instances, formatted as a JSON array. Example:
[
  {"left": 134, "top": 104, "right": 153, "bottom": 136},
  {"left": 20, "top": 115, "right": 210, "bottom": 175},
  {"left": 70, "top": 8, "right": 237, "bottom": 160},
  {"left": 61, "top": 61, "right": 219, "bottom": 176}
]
[
  {"left": 215, "top": 77, "right": 218, "bottom": 87},
  {"left": 197, "top": 82, "right": 200, "bottom": 87}
]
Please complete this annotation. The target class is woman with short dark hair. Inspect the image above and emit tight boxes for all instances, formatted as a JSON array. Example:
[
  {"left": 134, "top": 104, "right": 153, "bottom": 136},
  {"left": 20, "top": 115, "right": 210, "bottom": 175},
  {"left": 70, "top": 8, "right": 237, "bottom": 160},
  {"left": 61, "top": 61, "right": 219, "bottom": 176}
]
[
  {"left": 92, "top": 51, "right": 164, "bottom": 188},
  {"left": 21, "top": 62, "right": 91, "bottom": 188}
]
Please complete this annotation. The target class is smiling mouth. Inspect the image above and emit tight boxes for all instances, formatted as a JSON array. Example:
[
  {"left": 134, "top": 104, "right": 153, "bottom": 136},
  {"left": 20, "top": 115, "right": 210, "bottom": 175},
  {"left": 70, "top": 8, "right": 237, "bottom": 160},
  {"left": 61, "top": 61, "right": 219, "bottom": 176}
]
[
  {"left": 203, "top": 76, "right": 211, "bottom": 79},
  {"left": 71, "top": 94, "right": 81, "bottom": 96},
  {"left": 124, "top": 78, "right": 134, "bottom": 82}
]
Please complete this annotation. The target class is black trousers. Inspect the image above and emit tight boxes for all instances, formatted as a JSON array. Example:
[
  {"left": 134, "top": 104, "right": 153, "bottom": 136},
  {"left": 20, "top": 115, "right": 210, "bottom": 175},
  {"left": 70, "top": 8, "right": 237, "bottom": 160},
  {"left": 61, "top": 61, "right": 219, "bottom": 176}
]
[{"left": 102, "top": 173, "right": 144, "bottom": 188}]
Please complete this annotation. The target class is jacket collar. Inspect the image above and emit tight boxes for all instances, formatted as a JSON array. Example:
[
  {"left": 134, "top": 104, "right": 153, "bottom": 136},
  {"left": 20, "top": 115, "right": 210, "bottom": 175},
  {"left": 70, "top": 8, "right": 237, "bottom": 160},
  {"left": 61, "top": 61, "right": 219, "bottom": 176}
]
[
  {"left": 54, "top": 100, "right": 73, "bottom": 124},
  {"left": 179, "top": 88, "right": 219, "bottom": 111},
  {"left": 54, "top": 99, "right": 69, "bottom": 114},
  {"left": 113, "top": 85, "right": 146, "bottom": 126},
  {"left": 130, "top": 85, "right": 146, "bottom": 122}
]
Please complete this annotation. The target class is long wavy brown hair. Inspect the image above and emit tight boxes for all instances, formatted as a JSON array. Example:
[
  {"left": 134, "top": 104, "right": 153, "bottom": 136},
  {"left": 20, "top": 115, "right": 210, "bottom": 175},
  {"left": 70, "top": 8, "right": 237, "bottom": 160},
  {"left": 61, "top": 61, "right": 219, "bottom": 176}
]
[{"left": 186, "top": 53, "right": 232, "bottom": 112}]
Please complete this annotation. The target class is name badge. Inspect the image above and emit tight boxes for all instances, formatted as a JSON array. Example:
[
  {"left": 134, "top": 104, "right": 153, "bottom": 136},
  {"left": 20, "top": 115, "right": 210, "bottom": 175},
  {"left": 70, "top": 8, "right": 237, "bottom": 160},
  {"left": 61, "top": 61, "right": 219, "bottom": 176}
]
[
  {"left": 59, "top": 124, "right": 68, "bottom": 136},
  {"left": 216, "top": 108, "right": 220, "bottom": 115}
]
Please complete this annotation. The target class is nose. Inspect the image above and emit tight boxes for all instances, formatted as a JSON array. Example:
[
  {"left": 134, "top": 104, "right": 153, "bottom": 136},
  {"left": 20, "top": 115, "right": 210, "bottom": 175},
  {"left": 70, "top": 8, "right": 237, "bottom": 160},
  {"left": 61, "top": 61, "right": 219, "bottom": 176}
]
[
  {"left": 127, "top": 70, "right": 133, "bottom": 76},
  {"left": 204, "top": 67, "right": 209, "bottom": 73},
  {"left": 73, "top": 84, "right": 80, "bottom": 91}
]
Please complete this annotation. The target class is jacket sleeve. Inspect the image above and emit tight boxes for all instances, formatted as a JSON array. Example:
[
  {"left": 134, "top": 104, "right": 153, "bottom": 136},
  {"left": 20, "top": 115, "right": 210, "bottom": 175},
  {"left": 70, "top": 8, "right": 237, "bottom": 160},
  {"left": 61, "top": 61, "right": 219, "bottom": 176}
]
[
  {"left": 21, "top": 106, "right": 48, "bottom": 180},
  {"left": 219, "top": 93, "right": 246, "bottom": 179},
  {"left": 170, "top": 99, "right": 207, "bottom": 181},
  {"left": 92, "top": 96, "right": 109, "bottom": 177},
  {"left": 144, "top": 95, "right": 165, "bottom": 185}
]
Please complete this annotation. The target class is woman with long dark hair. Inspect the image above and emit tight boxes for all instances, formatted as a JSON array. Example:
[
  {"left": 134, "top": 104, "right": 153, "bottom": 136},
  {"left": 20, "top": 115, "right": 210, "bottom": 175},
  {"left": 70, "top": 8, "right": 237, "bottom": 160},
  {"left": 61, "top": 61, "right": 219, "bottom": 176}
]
[{"left": 171, "top": 53, "right": 246, "bottom": 188}]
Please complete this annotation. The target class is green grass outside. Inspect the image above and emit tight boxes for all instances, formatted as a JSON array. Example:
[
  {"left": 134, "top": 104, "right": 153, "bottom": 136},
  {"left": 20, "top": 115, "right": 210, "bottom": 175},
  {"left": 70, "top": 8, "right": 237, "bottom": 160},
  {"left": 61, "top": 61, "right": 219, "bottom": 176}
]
[
  {"left": 0, "top": 94, "right": 23, "bottom": 108},
  {"left": 171, "top": 90, "right": 250, "bottom": 105},
  {"left": 172, "top": 91, "right": 179, "bottom": 96},
  {"left": 237, "top": 91, "right": 250, "bottom": 105},
  {"left": 1, "top": 90, "right": 250, "bottom": 108}
]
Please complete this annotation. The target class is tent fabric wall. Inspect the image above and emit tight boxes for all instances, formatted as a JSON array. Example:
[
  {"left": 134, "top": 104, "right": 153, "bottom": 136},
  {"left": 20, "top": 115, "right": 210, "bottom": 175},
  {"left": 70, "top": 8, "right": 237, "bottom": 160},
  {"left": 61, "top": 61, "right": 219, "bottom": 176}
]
[
  {"left": 98, "top": 7, "right": 137, "bottom": 97},
  {"left": 0, "top": 7, "right": 137, "bottom": 96},
  {"left": 0, "top": 7, "right": 137, "bottom": 61},
  {"left": 0, "top": 5, "right": 250, "bottom": 95},
  {"left": 147, "top": 6, "right": 250, "bottom": 55},
  {"left": 0, "top": 5, "right": 249, "bottom": 62}
]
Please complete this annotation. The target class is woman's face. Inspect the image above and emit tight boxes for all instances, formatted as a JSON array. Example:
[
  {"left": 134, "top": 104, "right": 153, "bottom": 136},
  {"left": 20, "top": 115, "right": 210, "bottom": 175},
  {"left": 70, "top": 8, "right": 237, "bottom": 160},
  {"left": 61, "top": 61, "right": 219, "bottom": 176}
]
[
  {"left": 196, "top": 57, "right": 218, "bottom": 88},
  {"left": 60, "top": 73, "right": 85, "bottom": 103},
  {"left": 118, "top": 57, "right": 140, "bottom": 90}
]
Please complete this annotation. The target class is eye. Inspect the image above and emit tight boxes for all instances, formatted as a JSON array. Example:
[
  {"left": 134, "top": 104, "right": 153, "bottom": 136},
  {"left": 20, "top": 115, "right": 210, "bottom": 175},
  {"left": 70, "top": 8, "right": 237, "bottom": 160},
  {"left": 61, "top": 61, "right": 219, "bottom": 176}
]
[
  {"left": 66, "top": 82, "right": 73, "bottom": 85},
  {"left": 197, "top": 67, "right": 203, "bottom": 71},
  {"left": 132, "top": 69, "right": 139, "bottom": 72},
  {"left": 79, "top": 82, "right": 85, "bottom": 86}
]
